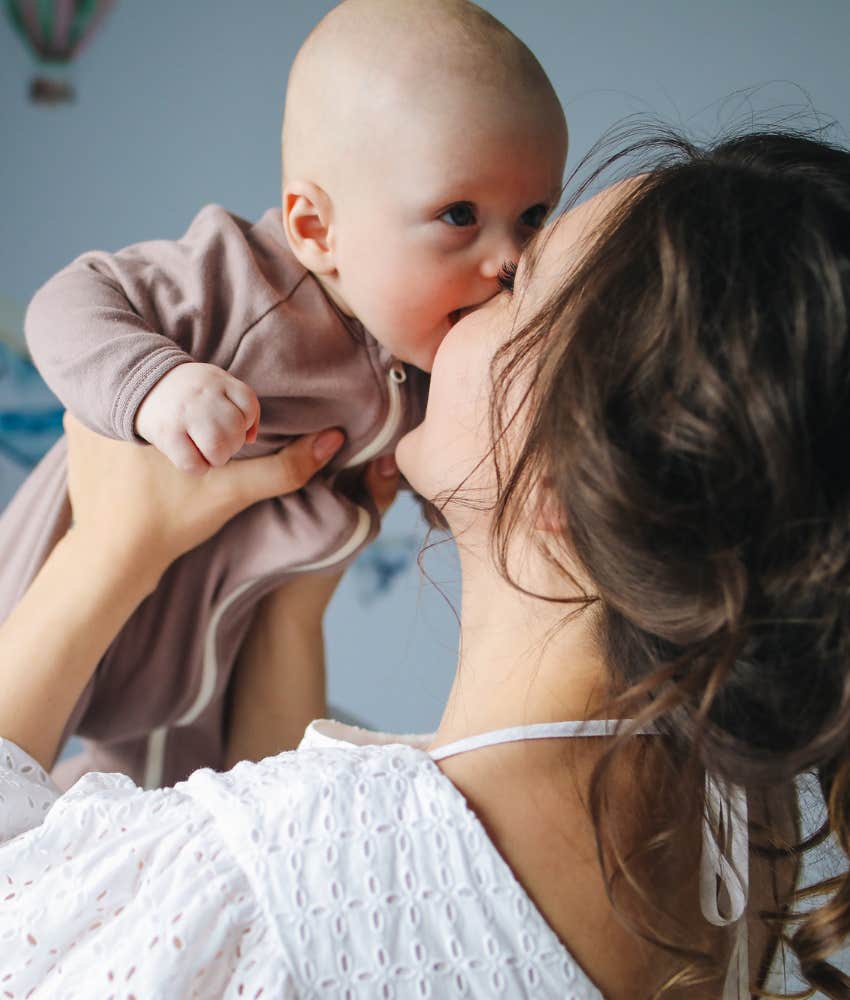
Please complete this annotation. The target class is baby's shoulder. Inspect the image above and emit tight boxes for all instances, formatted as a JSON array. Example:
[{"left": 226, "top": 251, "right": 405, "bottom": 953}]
[{"left": 179, "top": 202, "right": 283, "bottom": 253}]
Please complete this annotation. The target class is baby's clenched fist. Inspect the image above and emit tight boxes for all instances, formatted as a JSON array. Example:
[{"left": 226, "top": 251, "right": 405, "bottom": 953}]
[{"left": 134, "top": 363, "right": 260, "bottom": 474}]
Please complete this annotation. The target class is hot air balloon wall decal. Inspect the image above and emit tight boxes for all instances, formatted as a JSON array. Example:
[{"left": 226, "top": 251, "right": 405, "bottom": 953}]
[{"left": 4, "top": 0, "right": 115, "bottom": 105}]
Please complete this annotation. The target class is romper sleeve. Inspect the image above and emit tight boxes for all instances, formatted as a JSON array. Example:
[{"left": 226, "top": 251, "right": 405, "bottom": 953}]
[
  {"left": 0, "top": 739, "right": 292, "bottom": 997},
  {"left": 24, "top": 204, "right": 284, "bottom": 442}
]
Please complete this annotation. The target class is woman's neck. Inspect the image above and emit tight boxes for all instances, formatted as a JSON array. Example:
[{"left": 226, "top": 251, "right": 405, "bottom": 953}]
[{"left": 431, "top": 541, "right": 611, "bottom": 748}]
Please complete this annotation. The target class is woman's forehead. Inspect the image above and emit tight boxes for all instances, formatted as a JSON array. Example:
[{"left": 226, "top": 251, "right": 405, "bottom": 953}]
[
  {"left": 551, "top": 180, "right": 635, "bottom": 253},
  {"left": 519, "top": 178, "right": 640, "bottom": 292}
]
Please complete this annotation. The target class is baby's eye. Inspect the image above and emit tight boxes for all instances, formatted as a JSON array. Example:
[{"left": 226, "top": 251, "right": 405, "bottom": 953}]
[
  {"left": 520, "top": 203, "right": 548, "bottom": 230},
  {"left": 440, "top": 202, "right": 477, "bottom": 227}
]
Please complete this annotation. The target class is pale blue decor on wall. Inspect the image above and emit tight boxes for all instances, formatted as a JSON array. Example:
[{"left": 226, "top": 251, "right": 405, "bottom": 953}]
[
  {"left": 0, "top": 295, "right": 63, "bottom": 508},
  {"left": 351, "top": 532, "right": 422, "bottom": 603},
  {"left": 0, "top": 345, "right": 62, "bottom": 461}
]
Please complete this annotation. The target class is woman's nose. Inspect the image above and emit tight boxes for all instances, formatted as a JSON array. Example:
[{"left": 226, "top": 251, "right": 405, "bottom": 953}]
[{"left": 478, "top": 231, "right": 523, "bottom": 280}]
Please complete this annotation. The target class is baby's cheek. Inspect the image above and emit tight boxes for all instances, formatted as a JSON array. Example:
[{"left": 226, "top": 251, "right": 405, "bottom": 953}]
[{"left": 386, "top": 291, "right": 431, "bottom": 333}]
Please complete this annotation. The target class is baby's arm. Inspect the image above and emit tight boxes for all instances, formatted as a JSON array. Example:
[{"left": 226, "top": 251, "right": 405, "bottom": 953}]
[{"left": 25, "top": 205, "right": 267, "bottom": 461}]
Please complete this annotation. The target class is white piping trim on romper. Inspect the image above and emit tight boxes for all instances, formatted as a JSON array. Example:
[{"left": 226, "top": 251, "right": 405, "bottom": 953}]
[
  {"left": 142, "top": 726, "right": 168, "bottom": 790},
  {"left": 343, "top": 360, "right": 406, "bottom": 468},
  {"left": 141, "top": 361, "right": 407, "bottom": 789}
]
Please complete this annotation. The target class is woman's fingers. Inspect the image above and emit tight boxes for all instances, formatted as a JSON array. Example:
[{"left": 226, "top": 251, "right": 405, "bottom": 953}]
[{"left": 365, "top": 453, "right": 401, "bottom": 515}]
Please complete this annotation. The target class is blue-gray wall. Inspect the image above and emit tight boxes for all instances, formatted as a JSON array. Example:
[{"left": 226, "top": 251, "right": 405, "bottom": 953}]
[{"left": 2, "top": 4, "right": 848, "bottom": 986}]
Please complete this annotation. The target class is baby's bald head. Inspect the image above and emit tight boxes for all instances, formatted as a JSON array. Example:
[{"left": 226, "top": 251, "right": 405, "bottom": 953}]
[
  {"left": 281, "top": 0, "right": 566, "bottom": 192},
  {"left": 280, "top": 0, "right": 567, "bottom": 372}
]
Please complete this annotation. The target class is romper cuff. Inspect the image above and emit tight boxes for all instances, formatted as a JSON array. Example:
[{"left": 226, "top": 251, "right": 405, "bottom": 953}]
[{"left": 111, "top": 346, "right": 195, "bottom": 442}]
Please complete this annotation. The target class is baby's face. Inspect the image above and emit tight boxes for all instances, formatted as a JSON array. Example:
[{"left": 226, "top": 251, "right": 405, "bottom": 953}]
[{"left": 327, "top": 107, "right": 566, "bottom": 372}]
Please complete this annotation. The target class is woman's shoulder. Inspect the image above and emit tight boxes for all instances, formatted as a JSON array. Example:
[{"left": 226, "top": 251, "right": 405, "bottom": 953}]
[
  {"left": 184, "top": 722, "right": 604, "bottom": 999},
  {"left": 180, "top": 719, "right": 450, "bottom": 837},
  {"left": 0, "top": 730, "right": 603, "bottom": 997}
]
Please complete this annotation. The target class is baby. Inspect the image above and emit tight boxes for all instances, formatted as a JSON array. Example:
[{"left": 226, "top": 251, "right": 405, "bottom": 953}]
[{"left": 0, "top": 0, "right": 567, "bottom": 788}]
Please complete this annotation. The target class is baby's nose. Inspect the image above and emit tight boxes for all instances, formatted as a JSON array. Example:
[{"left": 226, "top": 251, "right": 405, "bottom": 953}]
[{"left": 479, "top": 231, "right": 523, "bottom": 280}]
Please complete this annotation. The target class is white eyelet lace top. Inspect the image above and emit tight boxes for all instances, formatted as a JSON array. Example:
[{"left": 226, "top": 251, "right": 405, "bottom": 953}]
[{"left": 0, "top": 719, "right": 747, "bottom": 998}]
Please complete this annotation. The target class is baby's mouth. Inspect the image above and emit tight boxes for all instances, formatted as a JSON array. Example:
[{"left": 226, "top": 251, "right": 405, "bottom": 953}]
[{"left": 448, "top": 308, "right": 463, "bottom": 327}]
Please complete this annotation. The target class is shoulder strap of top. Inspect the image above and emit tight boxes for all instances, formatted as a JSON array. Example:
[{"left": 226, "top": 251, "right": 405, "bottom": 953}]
[
  {"left": 428, "top": 719, "right": 749, "bottom": 1000},
  {"left": 427, "top": 719, "right": 652, "bottom": 761}
]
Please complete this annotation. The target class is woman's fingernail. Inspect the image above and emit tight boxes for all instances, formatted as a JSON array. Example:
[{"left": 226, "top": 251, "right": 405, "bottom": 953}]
[
  {"left": 313, "top": 429, "right": 344, "bottom": 462},
  {"left": 377, "top": 454, "right": 397, "bottom": 477}
]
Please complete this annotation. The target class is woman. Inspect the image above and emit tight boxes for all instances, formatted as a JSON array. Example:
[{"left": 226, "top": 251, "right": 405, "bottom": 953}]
[{"left": 1, "top": 127, "right": 848, "bottom": 999}]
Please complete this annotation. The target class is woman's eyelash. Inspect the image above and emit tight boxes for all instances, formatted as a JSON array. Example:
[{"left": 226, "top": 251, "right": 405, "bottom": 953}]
[{"left": 497, "top": 260, "right": 517, "bottom": 293}]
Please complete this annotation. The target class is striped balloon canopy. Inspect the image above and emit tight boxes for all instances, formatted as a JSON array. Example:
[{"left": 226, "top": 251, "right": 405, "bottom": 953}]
[{"left": 5, "top": 0, "right": 115, "bottom": 103}]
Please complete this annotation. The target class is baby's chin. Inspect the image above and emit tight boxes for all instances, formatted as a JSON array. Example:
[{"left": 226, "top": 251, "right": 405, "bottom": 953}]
[{"left": 387, "top": 320, "right": 456, "bottom": 373}]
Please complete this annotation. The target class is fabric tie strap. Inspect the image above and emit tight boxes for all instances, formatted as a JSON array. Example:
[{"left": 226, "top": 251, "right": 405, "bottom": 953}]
[{"left": 701, "top": 774, "right": 750, "bottom": 999}]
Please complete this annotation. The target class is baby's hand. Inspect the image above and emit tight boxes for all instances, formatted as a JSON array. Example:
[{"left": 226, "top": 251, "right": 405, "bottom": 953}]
[{"left": 134, "top": 362, "right": 260, "bottom": 474}]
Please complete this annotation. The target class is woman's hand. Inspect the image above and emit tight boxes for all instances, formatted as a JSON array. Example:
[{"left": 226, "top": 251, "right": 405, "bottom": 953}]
[
  {"left": 64, "top": 413, "right": 345, "bottom": 587},
  {"left": 369, "top": 453, "right": 403, "bottom": 513}
]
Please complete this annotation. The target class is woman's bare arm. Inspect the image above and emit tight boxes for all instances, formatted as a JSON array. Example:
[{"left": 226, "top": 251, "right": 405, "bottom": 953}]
[{"left": 0, "top": 531, "right": 158, "bottom": 769}]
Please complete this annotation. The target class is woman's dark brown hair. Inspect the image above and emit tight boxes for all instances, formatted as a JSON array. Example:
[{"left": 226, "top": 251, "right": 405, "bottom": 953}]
[{"left": 488, "top": 124, "right": 850, "bottom": 997}]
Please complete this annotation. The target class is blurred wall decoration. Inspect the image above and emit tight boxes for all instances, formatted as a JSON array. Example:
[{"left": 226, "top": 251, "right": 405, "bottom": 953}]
[
  {"left": 0, "top": 295, "right": 62, "bottom": 508},
  {"left": 4, "top": 0, "right": 115, "bottom": 103}
]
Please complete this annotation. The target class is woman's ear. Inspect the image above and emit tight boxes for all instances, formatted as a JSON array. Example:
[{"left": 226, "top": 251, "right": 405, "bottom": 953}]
[
  {"left": 534, "top": 476, "right": 566, "bottom": 534},
  {"left": 282, "top": 180, "right": 336, "bottom": 275}
]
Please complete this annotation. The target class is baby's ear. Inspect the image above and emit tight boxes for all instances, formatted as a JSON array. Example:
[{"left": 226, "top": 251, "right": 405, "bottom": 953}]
[{"left": 282, "top": 180, "right": 336, "bottom": 274}]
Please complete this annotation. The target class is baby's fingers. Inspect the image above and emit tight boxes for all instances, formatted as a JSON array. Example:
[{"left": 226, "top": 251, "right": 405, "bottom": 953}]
[
  {"left": 224, "top": 378, "right": 261, "bottom": 443},
  {"left": 189, "top": 394, "right": 256, "bottom": 467},
  {"left": 159, "top": 430, "right": 211, "bottom": 475},
  {"left": 190, "top": 419, "right": 244, "bottom": 468}
]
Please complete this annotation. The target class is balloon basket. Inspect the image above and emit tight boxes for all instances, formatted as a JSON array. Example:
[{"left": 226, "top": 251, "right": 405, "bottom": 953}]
[{"left": 28, "top": 74, "right": 75, "bottom": 104}]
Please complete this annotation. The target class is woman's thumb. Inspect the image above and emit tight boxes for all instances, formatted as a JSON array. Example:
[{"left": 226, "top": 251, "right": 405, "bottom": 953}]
[{"left": 366, "top": 454, "right": 401, "bottom": 515}]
